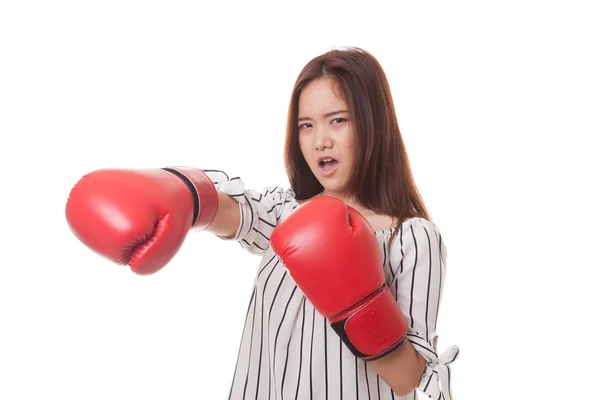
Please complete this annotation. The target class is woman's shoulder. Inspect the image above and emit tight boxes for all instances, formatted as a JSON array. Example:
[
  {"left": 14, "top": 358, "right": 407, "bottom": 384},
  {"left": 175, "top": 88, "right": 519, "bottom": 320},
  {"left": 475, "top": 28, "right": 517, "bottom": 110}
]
[
  {"left": 397, "top": 216, "right": 442, "bottom": 235},
  {"left": 376, "top": 216, "right": 440, "bottom": 238},
  {"left": 381, "top": 216, "right": 444, "bottom": 250}
]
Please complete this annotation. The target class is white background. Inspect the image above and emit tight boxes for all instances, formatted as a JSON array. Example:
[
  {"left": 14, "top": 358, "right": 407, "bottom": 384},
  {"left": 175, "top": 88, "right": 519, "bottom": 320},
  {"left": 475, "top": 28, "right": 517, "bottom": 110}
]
[{"left": 1, "top": 1, "right": 598, "bottom": 399}]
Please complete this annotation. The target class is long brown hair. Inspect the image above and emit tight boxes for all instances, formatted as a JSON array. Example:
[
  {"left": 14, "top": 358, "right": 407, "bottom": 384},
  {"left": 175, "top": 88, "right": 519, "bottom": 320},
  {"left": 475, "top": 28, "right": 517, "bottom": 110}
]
[{"left": 284, "top": 47, "right": 433, "bottom": 243}]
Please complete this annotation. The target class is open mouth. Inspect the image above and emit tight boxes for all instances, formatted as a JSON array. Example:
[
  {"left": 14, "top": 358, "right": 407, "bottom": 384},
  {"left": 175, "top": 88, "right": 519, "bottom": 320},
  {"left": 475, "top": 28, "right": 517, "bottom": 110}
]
[{"left": 319, "top": 157, "right": 339, "bottom": 173}]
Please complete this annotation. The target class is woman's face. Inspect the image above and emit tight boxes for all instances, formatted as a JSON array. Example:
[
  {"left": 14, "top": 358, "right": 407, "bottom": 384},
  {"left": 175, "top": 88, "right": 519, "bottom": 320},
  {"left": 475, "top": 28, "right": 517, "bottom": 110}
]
[{"left": 298, "top": 77, "right": 355, "bottom": 198}]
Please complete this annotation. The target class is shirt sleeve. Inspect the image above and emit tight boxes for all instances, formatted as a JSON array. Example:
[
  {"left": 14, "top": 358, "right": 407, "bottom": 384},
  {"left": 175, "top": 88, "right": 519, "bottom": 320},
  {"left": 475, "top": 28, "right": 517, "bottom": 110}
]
[
  {"left": 201, "top": 169, "right": 298, "bottom": 256},
  {"left": 387, "top": 218, "right": 460, "bottom": 400}
]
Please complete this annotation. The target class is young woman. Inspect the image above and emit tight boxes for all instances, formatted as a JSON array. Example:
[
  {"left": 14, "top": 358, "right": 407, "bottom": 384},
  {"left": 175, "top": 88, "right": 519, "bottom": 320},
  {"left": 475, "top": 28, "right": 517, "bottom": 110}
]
[
  {"left": 206, "top": 47, "right": 459, "bottom": 399},
  {"left": 66, "top": 47, "right": 459, "bottom": 399}
]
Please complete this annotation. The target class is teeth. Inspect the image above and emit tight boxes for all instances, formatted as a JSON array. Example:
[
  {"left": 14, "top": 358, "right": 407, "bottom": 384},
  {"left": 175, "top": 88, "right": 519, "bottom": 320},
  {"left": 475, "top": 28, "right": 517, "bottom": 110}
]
[{"left": 322, "top": 158, "right": 332, "bottom": 162}]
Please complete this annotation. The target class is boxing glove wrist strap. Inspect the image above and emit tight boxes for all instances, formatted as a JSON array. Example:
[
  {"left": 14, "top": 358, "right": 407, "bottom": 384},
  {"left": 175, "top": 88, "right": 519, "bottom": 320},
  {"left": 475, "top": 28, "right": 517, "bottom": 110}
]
[
  {"left": 162, "top": 167, "right": 219, "bottom": 230},
  {"left": 330, "top": 285, "right": 408, "bottom": 361}
]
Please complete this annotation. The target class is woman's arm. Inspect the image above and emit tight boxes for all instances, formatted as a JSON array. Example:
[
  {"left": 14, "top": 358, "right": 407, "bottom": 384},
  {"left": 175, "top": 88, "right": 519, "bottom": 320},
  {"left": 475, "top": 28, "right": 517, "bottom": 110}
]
[
  {"left": 374, "top": 217, "right": 452, "bottom": 398},
  {"left": 206, "top": 190, "right": 241, "bottom": 239},
  {"left": 369, "top": 339, "right": 427, "bottom": 396}
]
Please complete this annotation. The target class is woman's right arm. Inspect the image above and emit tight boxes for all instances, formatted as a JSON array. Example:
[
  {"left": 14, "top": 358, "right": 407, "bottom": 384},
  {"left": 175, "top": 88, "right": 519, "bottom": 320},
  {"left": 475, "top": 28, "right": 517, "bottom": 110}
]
[
  {"left": 201, "top": 168, "right": 297, "bottom": 255},
  {"left": 206, "top": 190, "right": 241, "bottom": 239}
]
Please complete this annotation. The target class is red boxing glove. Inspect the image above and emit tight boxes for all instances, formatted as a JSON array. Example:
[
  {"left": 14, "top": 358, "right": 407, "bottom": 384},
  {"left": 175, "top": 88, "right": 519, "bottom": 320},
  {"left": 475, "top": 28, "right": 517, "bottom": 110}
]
[
  {"left": 65, "top": 167, "right": 218, "bottom": 275},
  {"left": 270, "top": 196, "right": 407, "bottom": 360}
]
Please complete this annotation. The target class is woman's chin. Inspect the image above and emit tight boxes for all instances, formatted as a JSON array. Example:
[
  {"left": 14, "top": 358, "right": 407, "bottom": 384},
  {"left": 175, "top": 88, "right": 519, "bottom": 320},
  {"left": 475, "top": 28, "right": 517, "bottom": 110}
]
[{"left": 312, "top": 171, "right": 349, "bottom": 196}]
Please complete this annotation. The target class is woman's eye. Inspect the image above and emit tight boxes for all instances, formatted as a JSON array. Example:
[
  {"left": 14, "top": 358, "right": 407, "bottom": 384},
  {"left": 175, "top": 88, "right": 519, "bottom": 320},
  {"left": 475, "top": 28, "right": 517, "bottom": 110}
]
[
  {"left": 331, "top": 118, "right": 346, "bottom": 124},
  {"left": 298, "top": 123, "right": 311, "bottom": 130}
]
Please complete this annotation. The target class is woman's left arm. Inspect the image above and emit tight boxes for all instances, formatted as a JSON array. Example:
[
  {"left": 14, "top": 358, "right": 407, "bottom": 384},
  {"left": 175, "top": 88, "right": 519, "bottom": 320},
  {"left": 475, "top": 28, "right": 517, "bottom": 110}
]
[
  {"left": 369, "top": 338, "right": 427, "bottom": 396},
  {"left": 370, "top": 218, "right": 458, "bottom": 398}
]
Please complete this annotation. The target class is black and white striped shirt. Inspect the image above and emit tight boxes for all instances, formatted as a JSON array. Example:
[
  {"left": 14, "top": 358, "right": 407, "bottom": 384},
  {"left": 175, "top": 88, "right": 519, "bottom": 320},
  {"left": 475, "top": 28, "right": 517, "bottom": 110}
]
[{"left": 205, "top": 170, "right": 459, "bottom": 400}]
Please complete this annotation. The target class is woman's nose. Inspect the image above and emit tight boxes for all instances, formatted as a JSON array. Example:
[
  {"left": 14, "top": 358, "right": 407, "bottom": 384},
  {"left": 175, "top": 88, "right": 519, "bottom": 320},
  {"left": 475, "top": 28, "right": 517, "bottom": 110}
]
[{"left": 314, "top": 127, "right": 333, "bottom": 150}]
